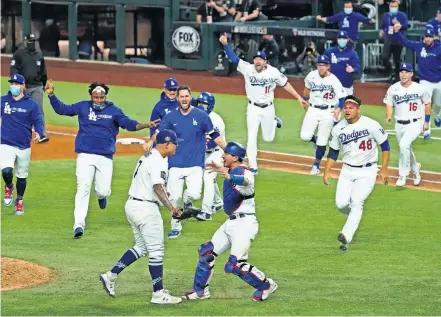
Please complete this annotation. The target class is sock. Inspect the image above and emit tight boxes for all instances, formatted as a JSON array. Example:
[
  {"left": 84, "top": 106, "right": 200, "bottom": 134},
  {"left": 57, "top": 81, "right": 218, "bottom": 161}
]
[
  {"left": 314, "top": 146, "right": 326, "bottom": 167},
  {"left": 149, "top": 258, "right": 164, "bottom": 292},
  {"left": 2, "top": 169, "right": 13, "bottom": 188},
  {"left": 310, "top": 135, "right": 317, "bottom": 144},
  {"left": 16, "top": 178, "right": 27, "bottom": 200},
  {"left": 110, "top": 248, "right": 139, "bottom": 275}
]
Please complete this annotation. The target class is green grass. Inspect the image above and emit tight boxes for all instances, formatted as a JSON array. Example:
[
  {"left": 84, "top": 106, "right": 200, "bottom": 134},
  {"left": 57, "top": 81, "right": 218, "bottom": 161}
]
[
  {"left": 2, "top": 77, "right": 441, "bottom": 172},
  {"left": 1, "top": 158, "right": 441, "bottom": 316}
]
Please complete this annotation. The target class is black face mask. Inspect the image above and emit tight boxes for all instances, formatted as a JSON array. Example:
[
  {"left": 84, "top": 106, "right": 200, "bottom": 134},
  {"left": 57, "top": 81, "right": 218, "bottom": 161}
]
[{"left": 26, "top": 41, "right": 36, "bottom": 51}]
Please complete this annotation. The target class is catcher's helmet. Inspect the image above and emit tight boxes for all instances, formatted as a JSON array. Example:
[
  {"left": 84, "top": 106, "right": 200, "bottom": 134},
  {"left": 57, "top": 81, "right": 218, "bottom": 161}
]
[
  {"left": 224, "top": 142, "right": 247, "bottom": 161},
  {"left": 196, "top": 92, "right": 215, "bottom": 114}
]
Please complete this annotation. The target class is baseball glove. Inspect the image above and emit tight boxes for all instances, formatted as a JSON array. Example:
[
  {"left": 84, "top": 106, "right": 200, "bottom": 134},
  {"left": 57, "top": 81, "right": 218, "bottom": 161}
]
[{"left": 172, "top": 206, "right": 202, "bottom": 220}]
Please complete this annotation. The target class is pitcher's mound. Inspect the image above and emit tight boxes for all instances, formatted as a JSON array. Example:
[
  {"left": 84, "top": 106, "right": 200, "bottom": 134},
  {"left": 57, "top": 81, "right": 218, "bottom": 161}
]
[{"left": 1, "top": 257, "right": 55, "bottom": 291}]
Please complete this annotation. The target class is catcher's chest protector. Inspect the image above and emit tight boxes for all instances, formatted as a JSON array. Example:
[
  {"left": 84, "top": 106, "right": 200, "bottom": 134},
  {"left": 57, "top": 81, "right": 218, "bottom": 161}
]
[{"left": 223, "top": 166, "right": 247, "bottom": 215}]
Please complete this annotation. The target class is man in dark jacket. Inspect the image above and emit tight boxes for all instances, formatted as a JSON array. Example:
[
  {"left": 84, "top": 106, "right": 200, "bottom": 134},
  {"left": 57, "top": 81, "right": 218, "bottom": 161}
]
[
  {"left": 258, "top": 34, "right": 279, "bottom": 68},
  {"left": 38, "top": 19, "right": 61, "bottom": 57},
  {"left": 10, "top": 33, "right": 49, "bottom": 143}
]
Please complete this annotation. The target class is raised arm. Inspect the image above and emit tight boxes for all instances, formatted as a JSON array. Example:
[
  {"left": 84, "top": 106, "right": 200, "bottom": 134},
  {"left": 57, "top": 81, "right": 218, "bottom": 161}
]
[
  {"left": 45, "top": 80, "right": 82, "bottom": 116},
  {"left": 219, "top": 33, "right": 240, "bottom": 64},
  {"left": 392, "top": 24, "right": 420, "bottom": 51}
]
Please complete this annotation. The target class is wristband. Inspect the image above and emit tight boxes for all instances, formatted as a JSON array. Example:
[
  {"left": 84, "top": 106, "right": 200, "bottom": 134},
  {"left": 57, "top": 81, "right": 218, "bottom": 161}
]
[
  {"left": 425, "top": 114, "right": 430, "bottom": 123},
  {"left": 230, "top": 174, "right": 245, "bottom": 185},
  {"left": 302, "top": 96, "right": 309, "bottom": 102}
]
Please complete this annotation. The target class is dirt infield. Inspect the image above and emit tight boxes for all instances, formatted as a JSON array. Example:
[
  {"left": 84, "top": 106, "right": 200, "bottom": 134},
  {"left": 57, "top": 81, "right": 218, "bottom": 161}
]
[{"left": 1, "top": 257, "right": 55, "bottom": 291}]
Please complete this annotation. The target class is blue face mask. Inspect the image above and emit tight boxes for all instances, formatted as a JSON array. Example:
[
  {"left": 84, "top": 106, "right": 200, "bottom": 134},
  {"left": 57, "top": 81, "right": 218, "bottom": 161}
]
[
  {"left": 9, "top": 85, "right": 21, "bottom": 97},
  {"left": 344, "top": 8, "right": 353, "bottom": 14},
  {"left": 338, "top": 39, "right": 348, "bottom": 48},
  {"left": 91, "top": 103, "right": 107, "bottom": 111},
  {"left": 390, "top": 7, "right": 398, "bottom": 15}
]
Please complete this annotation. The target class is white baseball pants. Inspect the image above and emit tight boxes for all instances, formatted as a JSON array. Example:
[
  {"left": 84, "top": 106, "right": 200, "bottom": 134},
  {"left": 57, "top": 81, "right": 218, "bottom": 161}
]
[
  {"left": 300, "top": 107, "right": 335, "bottom": 146},
  {"left": 202, "top": 150, "right": 223, "bottom": 214},
  {"left": 343, "top": 86, "right": 354, "bottom": 96},
  {"left": 73, "top": 153, "right": 113, "bottom": 230},
  {"left": 335, "top": 164, "right": 377, "bottom": 243},
  {"left": 0, "top": 144, "right": 31, "bottom": 178},
  {"left": 395, "top": 120, "right": 422, "bottom": 177},
  {"left": 420, "top": 80, "right": 441, "bottom": 135},
  {"left": 246, "top": 103, "right": 277, "bottom": 170}
]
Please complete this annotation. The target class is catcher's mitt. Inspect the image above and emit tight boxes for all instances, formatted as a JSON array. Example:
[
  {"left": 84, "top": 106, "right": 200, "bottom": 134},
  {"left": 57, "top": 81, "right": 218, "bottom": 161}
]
[{"left": 172, "top": 206, "right": 202, "bottom": 220}]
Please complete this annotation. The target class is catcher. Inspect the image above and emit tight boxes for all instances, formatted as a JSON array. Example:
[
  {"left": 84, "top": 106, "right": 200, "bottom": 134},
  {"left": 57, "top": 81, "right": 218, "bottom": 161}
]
[{"left": 99, "top": 129, "right": 183, "bottom": 305}]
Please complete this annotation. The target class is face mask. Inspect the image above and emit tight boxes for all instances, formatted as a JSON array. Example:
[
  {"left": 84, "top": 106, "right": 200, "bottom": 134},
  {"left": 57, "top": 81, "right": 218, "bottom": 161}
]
[
  {"left": 344, "top": 8, "right": 353, "bottom": 14},
  {"left": 390, "top": 8, "right": 398, "bottom": 15},
  {"left": 9, "top": 85, "right": 21, "bottom": 96},
  {"left": 91, "top": 103, "right": 106, "bottom": 111},
  {"left": 26, "top": 41, "right": 36, "bottom": 51},
  {"left": 338, "top": 39, "right": 348, "bottom": 48}
]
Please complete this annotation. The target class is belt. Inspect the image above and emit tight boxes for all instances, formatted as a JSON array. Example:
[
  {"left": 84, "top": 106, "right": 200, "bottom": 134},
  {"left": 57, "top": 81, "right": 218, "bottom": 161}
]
[
  {"left": 397, "top": 118, "right": 420, "bottom": 125},
  {"left": 206, "top": 148, "right": 220, "bottom": 154},
  {"left": 229, "top": 213, "right": 255, "bottom": 220},
  {"left": 128, "top": 196, "right": 159, "bottom": 206},
  {"left": 248, "top": 100, "right": 272, "bottom": 108},
  {"left": 311, "top": 104, "right": 334, "bottom": 110},
  {"left": 344, "top": 162, "right": 376, "bottom": 168}
]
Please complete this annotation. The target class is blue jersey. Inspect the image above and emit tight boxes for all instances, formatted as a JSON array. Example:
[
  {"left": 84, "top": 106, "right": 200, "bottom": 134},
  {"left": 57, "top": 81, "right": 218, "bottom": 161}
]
[
  {"left": 149, "top": 92, "right": 179, "bottom": 136},
  {"left": 157, "top": 107, "right": 214, "bottom": 168},
  {"left": 48, "top": 95, "right": 139, "bottom": 159},
  {"left": 427, "top": 18, "right": 441, "bottom": 45},
  {"left": 324, "top": 46, "right": 360, "bottom": 88},
  {"left": 380, "top": 11, "right": 408, "bottom": 42},
  {"left": 326, "top": 11, "right": 370, "bottom": 42},
  {"left": 394, "top": 32, "right": 441, "bottom": 83},
  {"left": 1, "top": 92, "right": 44, "bottom": 149}
]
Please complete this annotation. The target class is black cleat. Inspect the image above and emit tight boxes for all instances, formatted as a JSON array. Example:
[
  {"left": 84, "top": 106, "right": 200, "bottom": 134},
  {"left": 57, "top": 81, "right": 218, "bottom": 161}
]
[{"left": 37, "top": 136, "right": 50, "bottom": 143}]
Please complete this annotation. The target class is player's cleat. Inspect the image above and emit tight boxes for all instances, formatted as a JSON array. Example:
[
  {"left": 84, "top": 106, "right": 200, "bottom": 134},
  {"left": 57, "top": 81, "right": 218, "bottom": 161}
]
[
  {"left": 99, "top": 272, "right": 116, "bottom": 297},
  {"left": 15, "top": 199, "right": 24, "bottom": 215},
  {"left": 413, "top": 163, "right": 422, "bottom": 186},
  {"left": 4, "top": 185, "right": 13, "bottom": 207},
  {"left": 310, "top": 165, "right": 320, "bottom": 175},
  {"left": 167, "top": 230, "right": 181, "bottom": 239},
  {"left": 98, "top": 197, "right": 107, "bottom": 209},
  {"left": 434, "top": 117, "right": 441, "bottom": 128},
  {"left": 252, "top": 278, "right": 278, "bottom": 301},
  {"left": 73, "top": 227, "right": 84, "bottom": 239},
  {"left": 196, "top": 212, "right": 212, "bottom": 221},
  {"left": 337, "top": 232, "right": 348, "bottom": 251},
  {"left": 423, "top": 133, "right": 431, "bottom": 140},
  {"left": 275, "top": 116, "right": 282, "bottom": 128},
  {"left": 37, "top": 135, "right": 50, "bottom": 143},
  {"left": 212, "top": 204, "right": 223, "bottom": 213},
  {"left": 396, "top": 176, "right": 406, "bottom": 187},
  {"left": 250, "top": 168, "right": 259, "bottom": 175},
  {"left": 151, "top": 289, "right": 182, "bottom": 304},
  {"left": 183, "top": 288, "right": 211, "bottom": 300}
]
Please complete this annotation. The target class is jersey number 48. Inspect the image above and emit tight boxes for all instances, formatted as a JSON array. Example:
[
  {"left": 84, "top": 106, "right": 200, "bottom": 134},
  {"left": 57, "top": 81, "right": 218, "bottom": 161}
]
[{"left": 358, "top": 139, "right": 373, "bottom": 151}]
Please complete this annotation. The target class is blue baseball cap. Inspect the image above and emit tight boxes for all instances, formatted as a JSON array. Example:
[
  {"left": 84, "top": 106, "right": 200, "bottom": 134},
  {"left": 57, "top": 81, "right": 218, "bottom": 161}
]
[
  {"left": 317, "top": 55, "right": 330, "bottom": 64},
  {"left": 399, "top": 62, "right": 413, "bottom": 72},
  {"left": 156, "top": 129, "right": 183, "bottom": 145},
  {"left": 8, "top": 74, "right": 25, "bottom": 84},
  {"left": 424, "top": 28, "right": 435, "bottom": 37},
  {"left": 437, "top": 7, "right": 441, "bottom": 14},
  {"left": 253, "top": 51, "right": 267, "bottom": 60},
  {"left": 337, "top": 30, "right": 349, "bottom": 38},
  {"left": 164, "top": 78, "right": 179, "bottom": 90}
]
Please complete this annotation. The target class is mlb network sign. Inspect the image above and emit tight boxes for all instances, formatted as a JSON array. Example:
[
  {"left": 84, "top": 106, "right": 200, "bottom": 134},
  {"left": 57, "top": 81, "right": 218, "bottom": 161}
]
[{"left": 172, "top": 26, "right": 201, "bottom": 54}]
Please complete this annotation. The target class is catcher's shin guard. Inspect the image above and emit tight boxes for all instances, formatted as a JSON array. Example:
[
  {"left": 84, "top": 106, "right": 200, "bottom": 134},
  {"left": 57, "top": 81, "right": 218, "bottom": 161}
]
[
  {"left": 193, "top": 241, "right": 216, "bottom": 296},
  {"left": 224, "top": 255, "right": 270, "bottom": 291}
]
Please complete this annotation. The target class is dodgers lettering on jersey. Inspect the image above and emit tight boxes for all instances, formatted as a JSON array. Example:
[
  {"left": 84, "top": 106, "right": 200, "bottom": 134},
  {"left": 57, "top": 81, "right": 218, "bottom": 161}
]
[
  {"left": 149, "top": 92, "right": 179, "bottom": 136},
  {"left": 237, "top": 60, "right": 288, "bottom": 104},
  {"left": 324, "top": 46, "right": 361, "bottom": 88},
  {"left": 1, "top": 92, "right": 44, "bottom": 149},
  {"left": 305, "top": 70, "right": 347, "bottom": 106},
  {"left": 329, "top": 116, "right": 388, "bottom": 166},
  {"left": 48, "top": 95, "right": 139, "bottom": 159},
  {"left": 128, "top": 149, "right": 168, "bottom": 202},
  {"left": 383, "top": 82, "right": 431, "bottom": 121},
  {"left": 157, "top": 107, "right": 214, "bottom": 168},
  {"left": 223, "top": 166, "right": 255, "bottom": 215},
  {"left": 206, "top": 111, "right": 226, "bottom": 151}
]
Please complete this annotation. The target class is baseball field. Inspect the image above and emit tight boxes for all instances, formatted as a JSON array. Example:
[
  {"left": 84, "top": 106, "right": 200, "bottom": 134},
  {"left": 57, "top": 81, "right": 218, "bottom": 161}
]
[{"left": 1, "top": 60, "right": 440, "bottom": 316}]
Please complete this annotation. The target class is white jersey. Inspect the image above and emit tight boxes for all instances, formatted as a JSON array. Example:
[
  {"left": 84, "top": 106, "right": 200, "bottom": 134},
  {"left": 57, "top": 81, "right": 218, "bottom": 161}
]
[
  {"left": 237, "top": 59, "right": 288, "bottom": 104},
  {"left": 128, "top": 149, "right": 168, "bottom": 202},
  {"left": 329, "top": 116, "right": 388, "bottom": 166},
  {"left": 206, "top": 111, "right": 226, "bottom": 152},
  {"left": 234, "top": 168, "right": 256, "bottom": 214},
  {"left": 305, "top": 70, "right": 347, "bottom": 107},
  {"left": 383, "top": 81, "right": 431, "bottom": 121}
]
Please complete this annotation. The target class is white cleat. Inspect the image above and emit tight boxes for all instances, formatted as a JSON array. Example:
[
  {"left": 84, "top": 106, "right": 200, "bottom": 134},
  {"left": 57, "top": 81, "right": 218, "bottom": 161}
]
[
  {"left": 310, "top": 165, "right": 320, "bottom": 175},
  {"left": 182, "top": 287, "right": 211, "bottom": 300},
  {"left": 396, "top": 176, "right": 406, "bottom": 187},
  {"left": 252, "top": 278, "right": 278, "bottom": 301},
  {"left": 413, "top": 163, "right": 422, "bottom": 186},
  {"left": 151, "top": 289, "right": 182, "bottom": 304},
  {"left": 99, "top": 272, "right": 116, "bottom": 297}
]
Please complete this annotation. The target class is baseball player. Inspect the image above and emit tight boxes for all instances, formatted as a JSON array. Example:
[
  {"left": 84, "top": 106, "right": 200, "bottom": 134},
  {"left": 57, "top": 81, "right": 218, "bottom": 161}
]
[
  {"left": 1, "top": 74, "right": 44, "bottom": 215},
  {"left": 149, "top": 78, "right": 180, "bottom": 137},
  {"left": 99, "top": 129, "right": 183, "bottom": 305},
  {"left": 196, "top": 92, "right": 225, "bottom": 221},
  {"left": 384, "top": 63, "right": 432, "bottom": 187},
  {"left": 323, "top": 95, "right": 390, "bottom": 251},
  {"left": 301, "top": 55, "right": 347, "bottom": 175},
  {"left": 44, "top": 80, "right": 159, "bottom": 238},
  {"left": 144, "top": 85, "right": 226, "bottom": 238},
  {"left": 182, "top": 142, "right": 278, "bottom": 302},
  {"left": 392, "top": 23, "right": 441, "bottom": 139},
  {"left": 219, "top": 32, "right": 308, "bottom": 174},
  {"left": 427, "top": 7, "right": 441, "bottom": 44}
]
